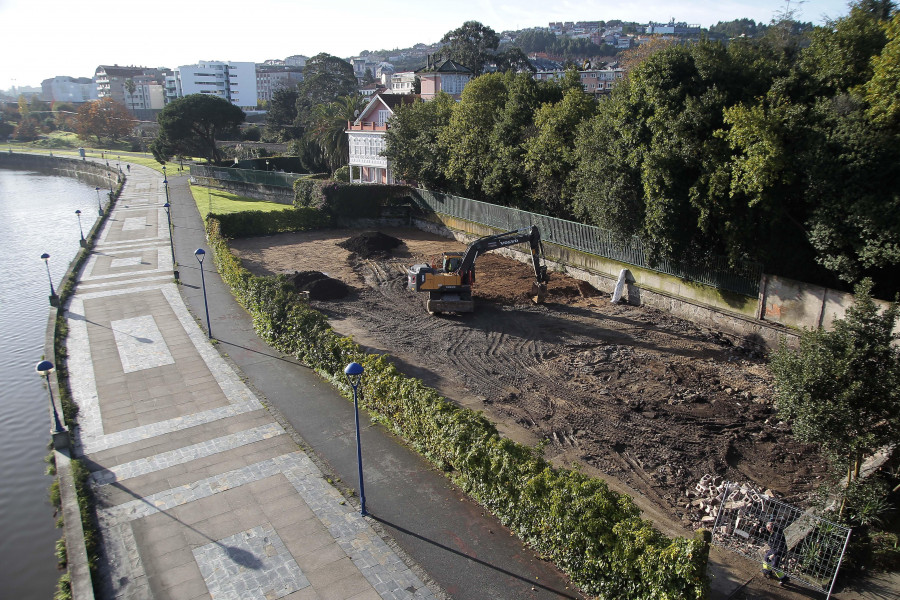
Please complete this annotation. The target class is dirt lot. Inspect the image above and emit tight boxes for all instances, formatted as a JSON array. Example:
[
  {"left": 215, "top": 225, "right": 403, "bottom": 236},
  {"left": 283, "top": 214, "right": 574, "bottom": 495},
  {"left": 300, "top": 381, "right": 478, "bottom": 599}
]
[{"left": 230, "top": 227, "right": 828, "bottom": 536}]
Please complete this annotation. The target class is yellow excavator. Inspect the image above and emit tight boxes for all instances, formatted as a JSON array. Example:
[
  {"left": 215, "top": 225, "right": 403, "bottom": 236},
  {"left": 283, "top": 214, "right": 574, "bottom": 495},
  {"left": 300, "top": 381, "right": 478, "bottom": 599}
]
[{"left": 408, "top": 226, "right": 549, "bottom": 314}]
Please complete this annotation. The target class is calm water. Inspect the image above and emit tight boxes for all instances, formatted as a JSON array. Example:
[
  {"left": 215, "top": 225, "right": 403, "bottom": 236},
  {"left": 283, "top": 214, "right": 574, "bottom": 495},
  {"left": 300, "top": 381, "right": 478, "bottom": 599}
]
[{"left": 0, "top": 168, "right": 100, "bottom": 598}]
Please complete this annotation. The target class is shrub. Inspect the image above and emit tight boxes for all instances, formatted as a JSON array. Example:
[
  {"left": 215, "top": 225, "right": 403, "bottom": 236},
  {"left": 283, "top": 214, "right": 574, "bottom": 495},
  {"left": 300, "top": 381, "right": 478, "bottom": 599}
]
[
  {"left": 206, "top": 215, "right": 710, "bottom": 599},
  {"left": 213, "top": 207, "right": 332, "bottom": 238}
]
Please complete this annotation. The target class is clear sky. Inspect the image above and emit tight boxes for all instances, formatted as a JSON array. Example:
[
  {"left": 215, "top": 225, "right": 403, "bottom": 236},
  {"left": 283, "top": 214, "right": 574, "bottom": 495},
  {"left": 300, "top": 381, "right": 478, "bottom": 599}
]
[{"left": 0, "top": 0, "right": 853, "bottom": 89}]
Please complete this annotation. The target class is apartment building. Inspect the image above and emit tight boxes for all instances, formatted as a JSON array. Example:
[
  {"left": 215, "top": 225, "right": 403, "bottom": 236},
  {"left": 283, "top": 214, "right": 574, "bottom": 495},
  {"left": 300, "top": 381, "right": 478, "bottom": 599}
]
[{"left": 171, "top": 61, "right": 258, "bottom": 110}]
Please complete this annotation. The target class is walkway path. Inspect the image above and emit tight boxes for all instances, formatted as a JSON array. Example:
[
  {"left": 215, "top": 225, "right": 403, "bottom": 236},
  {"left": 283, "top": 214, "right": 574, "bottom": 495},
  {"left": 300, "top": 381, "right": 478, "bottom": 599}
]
[{"left": 68, "top": 166, "right": 438, "bottom": 600}]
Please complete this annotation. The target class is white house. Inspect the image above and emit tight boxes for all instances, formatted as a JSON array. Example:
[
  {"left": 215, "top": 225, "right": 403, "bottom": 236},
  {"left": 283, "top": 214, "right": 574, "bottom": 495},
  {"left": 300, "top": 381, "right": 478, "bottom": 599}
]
[{"left": 346, "top": 93, "right": 415, "bottom": 184}]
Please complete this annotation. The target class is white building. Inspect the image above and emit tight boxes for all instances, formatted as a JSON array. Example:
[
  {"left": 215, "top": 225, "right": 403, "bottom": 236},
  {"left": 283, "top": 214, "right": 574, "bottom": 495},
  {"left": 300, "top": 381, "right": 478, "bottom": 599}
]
[
  {"left": 41, "top": 76, "right": 98, "bottom": 103},
  {"left": 389, "top": 71, "right": 416, "bottom": 95},
  {"left": 172, "top": 61, "right": 258, "bottom": 110}
]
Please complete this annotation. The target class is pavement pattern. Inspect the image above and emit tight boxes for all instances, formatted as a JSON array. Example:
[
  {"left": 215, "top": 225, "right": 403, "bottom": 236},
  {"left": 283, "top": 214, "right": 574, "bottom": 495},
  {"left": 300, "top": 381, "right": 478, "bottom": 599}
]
[{"left": 68, "top": 167, "right": 437, "bottom": 600}]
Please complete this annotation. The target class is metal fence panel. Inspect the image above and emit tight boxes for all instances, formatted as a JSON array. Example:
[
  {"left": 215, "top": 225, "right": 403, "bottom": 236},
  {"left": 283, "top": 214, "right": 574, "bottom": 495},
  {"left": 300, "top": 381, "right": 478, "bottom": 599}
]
[
  {"left": 711, "top": 482, "right": 851, "bottom": 597},
  {"left": 410, "top": 190, "right": 761, "bottom": 297},
  {"left": 192, "top": 165, "right": 306, "bottom": 188}
]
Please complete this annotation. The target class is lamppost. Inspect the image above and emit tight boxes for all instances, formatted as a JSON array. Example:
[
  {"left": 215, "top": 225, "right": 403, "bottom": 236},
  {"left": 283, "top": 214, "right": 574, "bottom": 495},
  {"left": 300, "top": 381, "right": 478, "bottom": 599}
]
[
  {"left": 266, "top": 159, "right": 270, "bottom": 172},
  {"left": 164, "top": 203, "right": 178, "bottom": 280},
  {"left": 163, "top": 175, "right": 170, "bottom": 206},
  {"left": 195, "top": 249, "right": 212, "bottom": 338},
  {"left": 95, "top": 186, "right": 103, "bottom": 216},
  {"left": 41, "top": 253, "right": 59, "bottom": 307},
  {"left": 36, "top": 360, "right": 68, "bottom": 449},
  {"left": 344, "top": 362, "right": 367, "bottom": 516},
  {"left": 75, "top": 209, "right": 86, "bottom": 247}
]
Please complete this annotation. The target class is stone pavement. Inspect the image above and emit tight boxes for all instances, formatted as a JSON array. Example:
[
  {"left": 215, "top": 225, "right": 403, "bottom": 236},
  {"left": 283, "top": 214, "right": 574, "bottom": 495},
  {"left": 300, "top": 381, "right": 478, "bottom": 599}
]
[{"left": 67, "top": 166, "right": 437, "bottom": 600}]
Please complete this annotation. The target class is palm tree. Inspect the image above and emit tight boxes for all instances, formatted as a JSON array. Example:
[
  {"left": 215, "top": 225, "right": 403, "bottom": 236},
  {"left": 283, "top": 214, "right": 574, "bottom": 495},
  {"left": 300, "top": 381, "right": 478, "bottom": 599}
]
[{"left": 307, "top": 94, "right": 366, "bottom": 173}]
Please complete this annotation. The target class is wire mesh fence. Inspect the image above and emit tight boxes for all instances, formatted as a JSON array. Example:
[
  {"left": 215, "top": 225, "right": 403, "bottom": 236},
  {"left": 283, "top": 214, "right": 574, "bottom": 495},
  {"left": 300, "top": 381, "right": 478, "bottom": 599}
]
[
  {"left": 409, "top": 189, "right": 762, "bottom": 297},
  {"left": 710, "top": 481, "right": 851, "bottom": 597},
  {"left": 191, "top": 165, "right": 306, "bottom": 188}
]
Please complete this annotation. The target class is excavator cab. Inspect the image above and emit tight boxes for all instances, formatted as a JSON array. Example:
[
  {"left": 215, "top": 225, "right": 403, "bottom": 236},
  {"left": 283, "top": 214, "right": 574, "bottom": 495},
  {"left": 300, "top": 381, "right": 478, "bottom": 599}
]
[{"left": 441, "top": 252, "right": 463, "bottom": 274}]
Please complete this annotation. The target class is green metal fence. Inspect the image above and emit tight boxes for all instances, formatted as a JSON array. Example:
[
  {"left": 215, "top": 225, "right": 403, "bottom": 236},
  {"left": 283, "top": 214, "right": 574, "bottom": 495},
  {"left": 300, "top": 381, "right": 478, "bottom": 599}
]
[
  {"left": 411, "top": 189, "right": 762, "bottom": 297},
  {"left": 191, "top": 165, "right": 307, "bottom": 188}
]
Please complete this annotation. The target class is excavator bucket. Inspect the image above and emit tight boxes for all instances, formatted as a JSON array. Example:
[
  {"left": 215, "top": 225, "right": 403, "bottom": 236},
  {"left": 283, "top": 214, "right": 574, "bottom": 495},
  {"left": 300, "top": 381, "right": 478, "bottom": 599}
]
[{"left": 531, "top": 282, "right": 547, "bottom": 304}]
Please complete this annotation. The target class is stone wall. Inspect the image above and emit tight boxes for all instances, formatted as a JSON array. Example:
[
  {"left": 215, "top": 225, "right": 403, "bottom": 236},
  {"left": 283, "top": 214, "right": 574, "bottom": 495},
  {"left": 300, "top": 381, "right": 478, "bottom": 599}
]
[
  {"left": 190, "top": 174, "right": 295, "bottom": 205},
  {"left": 0, "top": 152, "right": 119, "bottom": 190}
]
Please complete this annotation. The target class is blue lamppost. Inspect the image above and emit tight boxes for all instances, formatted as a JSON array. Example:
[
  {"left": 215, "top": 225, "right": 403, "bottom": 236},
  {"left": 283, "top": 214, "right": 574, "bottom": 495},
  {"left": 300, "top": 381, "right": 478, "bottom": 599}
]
[
  {"left": 164, "top": 203, "right": 179, "bottom": 280},
  {"left": 195, "top": 248, "right": 212, "bottom": 338},
  {"left": 95, "top": 186, "right": 103, "bottom": 216},
  {"left": 41, "top": 253, "right": 59, "bottom": 307},
  {"left": 36, "top": 360, "right": 68, "bottom": 449},
  {"left": 75, "top": 209, "right": 86, "bottom": 247},
  {"left": 344, "top": 362, "right": 367, "bottom": 516}
]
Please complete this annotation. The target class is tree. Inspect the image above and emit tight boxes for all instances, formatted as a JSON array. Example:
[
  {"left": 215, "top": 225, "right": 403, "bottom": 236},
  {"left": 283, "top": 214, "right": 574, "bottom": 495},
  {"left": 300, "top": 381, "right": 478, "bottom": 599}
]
[
  {"left": 440, "top": 21, "right": 500, "bottom": 75},
  {"left": 770, "top": 279, "right": 900, "bottom": 502},
  {"left": 492, "top": 47, "right": 536, "bottom": 73},
  {"left": 74, "top": 98, "right": 136, "bottom": 145},
  {"left": 264, "top": 86, "right": 301, "bottom": 141},
  {"left": 383, "top": 93, "right": 455, "bottom": 188},
  {"left": 865, "top": 11, "right": 900, "bottom": 127},
  {"left": 298, "top": 54, "right": 358, "bottom": 109},
  {"left": 306, "top": 94, "right": 366, "bottom": 173},
  {"left": 523, "top": 82, "right": 597, "bottom": 217},
  {"left": 151, "top": 94, "right": 244, "bottom": 163}
]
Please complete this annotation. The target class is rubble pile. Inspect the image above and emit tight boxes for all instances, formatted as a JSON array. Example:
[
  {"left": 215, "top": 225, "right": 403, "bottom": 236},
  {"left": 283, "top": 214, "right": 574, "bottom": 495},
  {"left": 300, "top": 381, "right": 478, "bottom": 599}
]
[{"left": 688, "top": 474, "right": 778, "bottom": 548}]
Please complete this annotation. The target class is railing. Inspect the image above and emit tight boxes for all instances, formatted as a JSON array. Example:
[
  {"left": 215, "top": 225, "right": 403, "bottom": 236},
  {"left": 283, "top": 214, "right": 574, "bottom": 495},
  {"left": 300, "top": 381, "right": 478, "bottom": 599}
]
[
  {"left": 410, "top": 189, "right": 762, "bottom": 297},
  {"left": 347, "top": 121, "right": 388, "bottom": 132},
  {"left": 190, "top": 165, "right": 308, "bottom": 188}
]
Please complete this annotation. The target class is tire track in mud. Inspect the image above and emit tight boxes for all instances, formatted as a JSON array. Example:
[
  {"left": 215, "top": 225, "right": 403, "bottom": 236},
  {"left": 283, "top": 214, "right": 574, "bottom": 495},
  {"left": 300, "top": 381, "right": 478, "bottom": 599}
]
[{"left": 235, "top": 228, "right": 829, "bottom": 529}]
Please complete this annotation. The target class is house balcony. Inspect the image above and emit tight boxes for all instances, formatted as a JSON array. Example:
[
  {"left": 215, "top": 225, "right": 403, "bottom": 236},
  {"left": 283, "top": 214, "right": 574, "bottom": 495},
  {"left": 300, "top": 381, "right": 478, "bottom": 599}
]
[{"left": 347, "top": 121, "right": 388, "bottom": 132}]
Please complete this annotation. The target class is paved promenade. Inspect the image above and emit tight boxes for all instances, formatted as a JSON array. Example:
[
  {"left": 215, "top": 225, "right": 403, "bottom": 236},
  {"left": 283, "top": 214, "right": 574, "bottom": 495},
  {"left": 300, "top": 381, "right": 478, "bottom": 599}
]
[{"left": 68, "top": 167, "right": 437, "bottom": 600}]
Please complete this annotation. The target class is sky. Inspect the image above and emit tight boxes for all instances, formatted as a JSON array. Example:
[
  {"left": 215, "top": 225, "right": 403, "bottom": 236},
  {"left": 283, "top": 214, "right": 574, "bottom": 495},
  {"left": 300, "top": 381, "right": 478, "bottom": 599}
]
[{"left": 0, "top": 0, "right": 853, "bottom": 89}]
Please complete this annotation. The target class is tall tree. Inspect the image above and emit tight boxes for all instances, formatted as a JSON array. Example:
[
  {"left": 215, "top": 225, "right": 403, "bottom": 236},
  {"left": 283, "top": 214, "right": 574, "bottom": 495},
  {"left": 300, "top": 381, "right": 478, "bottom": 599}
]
[
  {"left": 770, "top": 279, "right": 900, "bottom": 498},
  {"left": 306, "top": 94, "right": 366, "bottom": 173},
  {"left": 523, "top": 81, "right": 597, "bottom": 217},
  {"left": 74, "top": 98, "right": 136, "bottom": 145},
  {"left": 298, "top": 54, "right": 358, "bottom": 109},
  {"left": 383, "top": 93, "right": 455, "bottom": 189},
  {"left": 264, "top": 86, "right": 301, "bottom": 141},
  {"left": 151, "top": 94, "right": 244, "bottom": 163},
  {"left": 440, "top": 21, "right": 500, "bottom": 75}
]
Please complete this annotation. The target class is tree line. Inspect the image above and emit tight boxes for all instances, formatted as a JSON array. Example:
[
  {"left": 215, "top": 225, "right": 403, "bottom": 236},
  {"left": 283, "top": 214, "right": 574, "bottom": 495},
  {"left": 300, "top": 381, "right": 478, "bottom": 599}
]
[{"left": 383, "top": 2, "right": 900, "bottom": 298}]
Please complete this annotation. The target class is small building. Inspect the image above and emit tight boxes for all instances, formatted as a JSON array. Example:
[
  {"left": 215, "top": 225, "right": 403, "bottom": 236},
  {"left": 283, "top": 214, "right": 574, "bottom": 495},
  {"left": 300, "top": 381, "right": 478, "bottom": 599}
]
[{"left": 417, "top": 58, "right": 473, "bottom": 100}]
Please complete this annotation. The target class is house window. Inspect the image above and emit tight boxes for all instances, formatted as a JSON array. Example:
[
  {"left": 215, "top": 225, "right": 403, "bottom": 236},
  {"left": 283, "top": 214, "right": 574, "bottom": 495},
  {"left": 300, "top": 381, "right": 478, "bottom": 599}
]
[{"left": 377, "top": 110, "right": 390, "bottom": 125}]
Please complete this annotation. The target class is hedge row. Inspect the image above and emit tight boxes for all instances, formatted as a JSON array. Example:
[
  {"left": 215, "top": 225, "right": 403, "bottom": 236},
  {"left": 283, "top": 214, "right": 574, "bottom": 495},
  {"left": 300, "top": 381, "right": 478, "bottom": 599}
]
[
  {"left": 207, "top": 217, "right": 710, "bottom": 599},
  {"left": 292, "top": 178, "right": 411, "bottom": 218},
  {"left": 212, "top": 207, "right": 333, "bottom": 238}
]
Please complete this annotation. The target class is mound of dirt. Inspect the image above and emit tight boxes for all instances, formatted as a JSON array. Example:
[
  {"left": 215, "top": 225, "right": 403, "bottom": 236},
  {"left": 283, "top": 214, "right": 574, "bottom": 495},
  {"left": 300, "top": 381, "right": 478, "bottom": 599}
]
[
  {"left": 338, "top": 231, "right": 402, "bottom": 258},
  {"left": 306, "top": 277, "right": 349, "bottom": 300},
  {"left": 289, "top": 270, "right": 349, "bottom": 300},
  {"left": 290, "top": 270, "right": 328, "bottom": 288}
]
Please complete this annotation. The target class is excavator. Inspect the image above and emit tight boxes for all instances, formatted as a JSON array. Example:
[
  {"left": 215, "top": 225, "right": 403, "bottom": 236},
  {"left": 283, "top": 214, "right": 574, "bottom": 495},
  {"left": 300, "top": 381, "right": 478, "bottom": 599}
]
[{"left": 408, "top": 225, "right": 549, "bottom": 314}]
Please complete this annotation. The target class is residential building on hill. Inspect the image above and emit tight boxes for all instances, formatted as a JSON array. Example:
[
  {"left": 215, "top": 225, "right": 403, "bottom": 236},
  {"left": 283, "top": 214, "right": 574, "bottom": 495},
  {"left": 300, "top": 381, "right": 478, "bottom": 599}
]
[
  {"left": 346, "top": 93, "right": 415, "bottom": 184},
  {"left": 95, "top": 65, "right": 165, "bottom": 105},
  {"left": 417, "top": 58, "right": 473, "bottom": 100},
  {"left": 256, "top": 65, "right": 303, "bottom": 103},
  {"left": 41, "top": 76, "right": 98, "bottom": 103},
  {"left": 389, "top": 71, "right": 416, "bottom": 95},
  {"left": 171, "top": 61, "right": 258, "bottom": 111}
]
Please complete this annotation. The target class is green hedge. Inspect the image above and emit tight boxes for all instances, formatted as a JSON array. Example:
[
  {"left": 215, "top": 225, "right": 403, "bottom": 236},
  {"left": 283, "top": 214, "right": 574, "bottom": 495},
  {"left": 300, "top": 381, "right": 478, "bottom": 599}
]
[
  {"left": 207, "top": 217, "right": 710, "bottom": 599},
  {"left": 293, "top": 179, "right": 411, "bottom": 219},
  {"left": 212, "top": 207, "right": 333, "bottom": 238}
]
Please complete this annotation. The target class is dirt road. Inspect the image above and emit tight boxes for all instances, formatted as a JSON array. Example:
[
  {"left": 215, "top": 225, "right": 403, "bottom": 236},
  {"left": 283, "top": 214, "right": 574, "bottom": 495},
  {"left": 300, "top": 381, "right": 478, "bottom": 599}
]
[{"left": 230, "top": 227, "right": 827, "bottom": 533}]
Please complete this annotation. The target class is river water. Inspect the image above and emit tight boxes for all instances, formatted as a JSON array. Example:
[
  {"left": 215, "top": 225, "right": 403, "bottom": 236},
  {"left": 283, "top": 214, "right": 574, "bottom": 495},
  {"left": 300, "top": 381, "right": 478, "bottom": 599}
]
[{"left": 0, "top": 167, "right": 101, "bottom": 598}]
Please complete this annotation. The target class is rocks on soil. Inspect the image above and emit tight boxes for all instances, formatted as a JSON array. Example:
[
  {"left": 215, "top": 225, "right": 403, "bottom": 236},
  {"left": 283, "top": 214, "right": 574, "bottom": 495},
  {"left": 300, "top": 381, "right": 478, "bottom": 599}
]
[
  {"left": 338, "top": 231, "right": 402, "bottom": 258},
  {"left": 289, "top": 270, "right": 349, "bottom": 300}
]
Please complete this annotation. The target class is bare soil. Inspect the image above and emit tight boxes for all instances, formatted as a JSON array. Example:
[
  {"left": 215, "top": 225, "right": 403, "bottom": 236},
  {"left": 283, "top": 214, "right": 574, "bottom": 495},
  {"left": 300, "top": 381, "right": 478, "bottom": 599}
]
[{"left": 231, "top": 227, "right": 828, "bottom": 537}]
